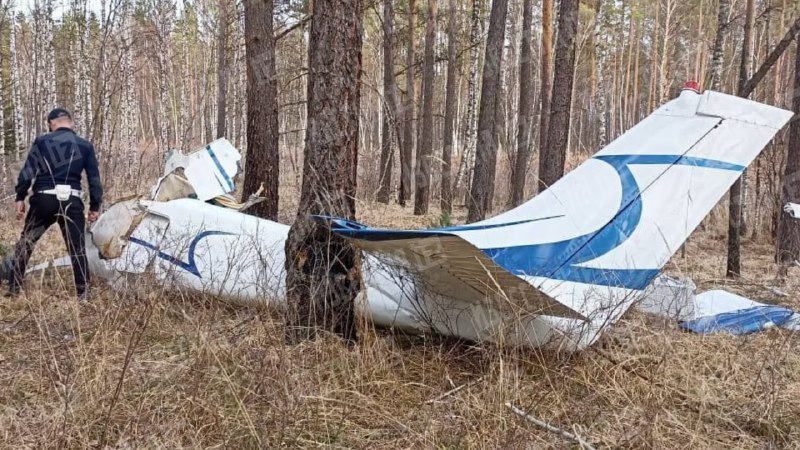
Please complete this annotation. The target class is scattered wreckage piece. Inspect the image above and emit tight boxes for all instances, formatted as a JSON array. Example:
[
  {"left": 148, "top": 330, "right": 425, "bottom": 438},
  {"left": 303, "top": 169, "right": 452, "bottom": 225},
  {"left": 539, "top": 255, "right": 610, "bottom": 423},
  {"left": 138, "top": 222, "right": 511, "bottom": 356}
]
[
  {"left": 683, "top": 290, "right": 799, "bottom": 334},
  {"left": 641, "top": 276, "right": 800, "bottom": 335},
  {"left": 152, "top": 138, "right": 241, "bottom": 202}
]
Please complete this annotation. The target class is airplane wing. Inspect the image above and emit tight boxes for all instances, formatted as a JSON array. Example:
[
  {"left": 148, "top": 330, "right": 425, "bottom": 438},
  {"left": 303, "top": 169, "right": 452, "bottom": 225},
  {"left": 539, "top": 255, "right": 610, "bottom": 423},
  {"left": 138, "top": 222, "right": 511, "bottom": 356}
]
[{"left": 322, "top": 89, "right": 793, "bottom": 348}]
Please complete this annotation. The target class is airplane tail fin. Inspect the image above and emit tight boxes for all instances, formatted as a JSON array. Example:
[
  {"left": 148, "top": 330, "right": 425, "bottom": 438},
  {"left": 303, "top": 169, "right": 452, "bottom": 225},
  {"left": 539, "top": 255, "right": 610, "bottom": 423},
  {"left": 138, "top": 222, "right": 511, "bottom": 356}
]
[
  {"left": 444, "top": 89, "right": 792, "bottom": 294},
  {"left": 322, "top": 89, "right": 792, "bottom": 349}
]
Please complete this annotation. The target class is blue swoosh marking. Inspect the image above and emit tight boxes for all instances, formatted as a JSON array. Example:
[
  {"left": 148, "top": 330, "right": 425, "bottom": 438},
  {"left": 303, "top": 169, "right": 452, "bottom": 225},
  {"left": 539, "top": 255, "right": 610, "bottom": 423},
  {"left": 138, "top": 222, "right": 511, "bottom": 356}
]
[
  {"left": 317, "top": 215, "right": 564, "bottom": 240},
  {"left": 483, "top": 154, "right": 745, "bottom": 289},
  {"left": 207, "top": 144, "right": 235, "bottom": 192},
  {"left": 129, "top": 230, "right": 235, "bottom": 277}
]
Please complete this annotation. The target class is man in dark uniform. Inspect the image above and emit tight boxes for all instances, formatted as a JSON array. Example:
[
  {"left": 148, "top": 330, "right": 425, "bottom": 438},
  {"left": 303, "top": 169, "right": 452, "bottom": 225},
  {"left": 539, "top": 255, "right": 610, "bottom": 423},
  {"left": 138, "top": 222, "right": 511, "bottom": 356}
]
[{"left": 7, "top": 108, "right": 103, "bottom": 299}]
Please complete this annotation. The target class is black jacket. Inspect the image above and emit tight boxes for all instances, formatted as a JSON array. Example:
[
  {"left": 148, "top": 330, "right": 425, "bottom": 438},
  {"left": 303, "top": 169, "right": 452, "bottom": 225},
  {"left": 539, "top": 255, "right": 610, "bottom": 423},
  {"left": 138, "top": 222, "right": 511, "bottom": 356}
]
[{"left": 14, "top": 127, "right": 103, "bottom": 212}]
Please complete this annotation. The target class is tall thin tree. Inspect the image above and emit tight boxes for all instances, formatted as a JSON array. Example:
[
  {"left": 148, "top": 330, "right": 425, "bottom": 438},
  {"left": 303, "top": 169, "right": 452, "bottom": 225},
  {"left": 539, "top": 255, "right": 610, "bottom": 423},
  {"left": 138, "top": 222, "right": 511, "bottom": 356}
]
[
  {"left": 9, "top": 10, "right": 23, "bottom": 160},
  {"left": 216, "top": 0, "right": 230, "bottom": 138},
  {"left": 414, "top": 0, "right": 436, "bottom": 215},
  {"left": 593, "top": 0, "right": 607, "bottom": 148},
  {"left": 726, "top": 0, "right": 755, "bottom": 277},
  {"left": 538, "top": 0, "right": 553, "bottom": 161},
  {"left": 709, "top": 0, "right": 731, "bottom": 90},
  {"left": 377, "top": 0, "right": 401, "bottom": 204},
  {"left": 241, "top": 0, "right": 279, "bottom": 220},
  {"left": 0, "top": 9, "right": 5, "bottom": 185},
  {"left": 284, "top": 0, "right": 364, "bottom": 343},
  {"left": 453, "top": 0, "right": 482, "bottom": 200},
  {"left": 776, "top": 42, "right": 800, "bottom": 265},
  {"left": 537, "top": 0, "right": 578, "bottom": 192},
  {"left": 509, "top": 0, "right": 535, "bottom": 207},
  {"left": 399, "top": 0, "right": 416, "bottom": 205},
  {"left": 466, "top": 0, "right": 508, "bottom": 222},
  {"left": 440, "top": 0, "right": 458, "bottom": 214}
]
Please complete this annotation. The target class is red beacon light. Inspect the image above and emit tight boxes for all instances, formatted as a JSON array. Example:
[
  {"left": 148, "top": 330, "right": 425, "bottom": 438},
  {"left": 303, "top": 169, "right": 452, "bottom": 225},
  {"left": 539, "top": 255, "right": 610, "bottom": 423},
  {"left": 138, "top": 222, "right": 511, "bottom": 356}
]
[{"left": 683, "top": 80, "right": 700, "bottom": 93}]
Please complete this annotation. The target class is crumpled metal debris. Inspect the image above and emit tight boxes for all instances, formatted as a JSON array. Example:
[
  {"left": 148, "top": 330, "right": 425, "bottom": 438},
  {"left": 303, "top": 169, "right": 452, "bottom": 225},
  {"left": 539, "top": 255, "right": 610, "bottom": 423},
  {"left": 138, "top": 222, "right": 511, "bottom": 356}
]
[
  {"left": 152, "top": 138, "right": 242, "bottom": 202},
  {"left": 784, "top": 203, "right": 800, "bottom": 219}
]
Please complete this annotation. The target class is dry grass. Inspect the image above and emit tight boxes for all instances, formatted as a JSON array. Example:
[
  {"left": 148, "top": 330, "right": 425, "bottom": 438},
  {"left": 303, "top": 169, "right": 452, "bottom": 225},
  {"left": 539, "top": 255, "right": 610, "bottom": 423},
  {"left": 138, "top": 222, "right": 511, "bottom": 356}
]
[{"left": 1, "top": 196, "right": 800, "bottom": 449}]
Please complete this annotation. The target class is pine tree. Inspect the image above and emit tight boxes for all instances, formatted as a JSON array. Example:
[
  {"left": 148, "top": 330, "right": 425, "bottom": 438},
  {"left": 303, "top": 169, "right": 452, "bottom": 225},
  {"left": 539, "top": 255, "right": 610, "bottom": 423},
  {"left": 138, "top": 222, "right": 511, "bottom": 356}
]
[
  {"left": 414, "top": 0, "right": 436, "bottom": 215},
  {"left": 241, "top": 0, "right": 279, "bottom": 220},
  {"left": 537, "top": 0, "right": 579, "bottom": 192},
  {"left": 284, "top": 0, "right": 364, "bottom": 344},
  {"left": 466, "top": 0, "right": 508, "bottom": 222}
]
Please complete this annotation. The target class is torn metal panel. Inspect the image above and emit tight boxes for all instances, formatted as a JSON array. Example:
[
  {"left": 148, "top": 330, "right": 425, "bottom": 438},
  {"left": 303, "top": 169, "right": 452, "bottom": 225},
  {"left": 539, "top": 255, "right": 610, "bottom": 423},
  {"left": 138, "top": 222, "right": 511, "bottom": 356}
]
[
  {"left": 639, "top": 283, "right": 800, "bottom": 335},
  {"left": 683, "top": 290, "right": 799, "bottom": 335},
  {"left": 212, "top": 193, "right": 265, "bottom": 212},
  {"left": 26, "top": 256, "right": 72, "bottom": 274},
  {"left": 152, "top": 138, "right": 242, "bottom": 202},
  {"left": 637, "top": 275, "right": 696, "bottom": 321},
  {"left": 90, "top": 196, "right": 146, "bottom": 259},
  {"left": 152, "top": 172, "right": 195, "bottom": 202}
]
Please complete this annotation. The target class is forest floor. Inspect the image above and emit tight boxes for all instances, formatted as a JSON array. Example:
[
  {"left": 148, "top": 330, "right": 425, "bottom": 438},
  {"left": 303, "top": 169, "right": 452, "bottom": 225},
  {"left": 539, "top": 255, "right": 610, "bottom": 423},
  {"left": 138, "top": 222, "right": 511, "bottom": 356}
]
[{"left": 0, "top": 200, "right": 799, "bottom": 449}]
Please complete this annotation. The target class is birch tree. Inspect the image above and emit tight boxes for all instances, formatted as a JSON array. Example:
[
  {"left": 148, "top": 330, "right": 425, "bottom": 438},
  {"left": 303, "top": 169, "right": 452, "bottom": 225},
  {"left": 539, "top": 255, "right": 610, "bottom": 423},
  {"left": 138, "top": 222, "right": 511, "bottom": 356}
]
[
  {"left": 440, "top": 0, "right": 458, "bottom": 214},
  {"left": 454, "top": 0, "right": 481, "bottom": 200}
]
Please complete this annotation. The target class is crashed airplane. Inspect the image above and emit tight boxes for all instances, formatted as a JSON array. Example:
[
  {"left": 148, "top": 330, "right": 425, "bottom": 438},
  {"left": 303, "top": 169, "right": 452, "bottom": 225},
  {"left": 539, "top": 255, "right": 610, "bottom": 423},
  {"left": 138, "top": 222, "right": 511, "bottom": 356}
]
[{"left": 80, "top": 86, "right": 791, "bottom": 350}]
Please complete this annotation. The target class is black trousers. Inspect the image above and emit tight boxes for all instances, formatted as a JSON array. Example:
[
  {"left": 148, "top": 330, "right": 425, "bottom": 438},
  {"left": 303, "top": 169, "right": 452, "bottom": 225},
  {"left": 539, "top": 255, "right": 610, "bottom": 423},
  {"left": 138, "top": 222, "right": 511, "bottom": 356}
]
[{"left": 8, "top": 194, "right": 89, "bottom": 296}]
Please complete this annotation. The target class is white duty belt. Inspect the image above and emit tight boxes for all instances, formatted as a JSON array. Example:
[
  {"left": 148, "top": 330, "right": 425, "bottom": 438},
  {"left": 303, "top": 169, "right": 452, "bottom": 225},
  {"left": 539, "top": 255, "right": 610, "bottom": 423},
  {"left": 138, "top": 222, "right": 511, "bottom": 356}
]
[{"left": 37, "top": 184, "right": 82, "bottom": 201}]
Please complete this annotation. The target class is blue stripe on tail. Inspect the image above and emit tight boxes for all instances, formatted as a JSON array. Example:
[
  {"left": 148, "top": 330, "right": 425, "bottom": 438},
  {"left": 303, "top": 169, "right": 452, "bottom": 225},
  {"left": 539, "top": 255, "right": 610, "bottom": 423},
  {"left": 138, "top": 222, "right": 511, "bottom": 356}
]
[{"left": 483, "top": 155, "right": 744, "bottom": 289}]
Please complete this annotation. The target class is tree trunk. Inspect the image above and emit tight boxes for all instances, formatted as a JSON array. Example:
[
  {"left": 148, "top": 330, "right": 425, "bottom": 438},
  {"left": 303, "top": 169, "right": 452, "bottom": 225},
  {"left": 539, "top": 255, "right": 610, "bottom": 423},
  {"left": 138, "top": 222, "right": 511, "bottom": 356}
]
[
  {"left": 657, "top": 0, "right": 675, "bottom": 104},
  {"left": 509, "top": 0, "right": 534, "bottom": 207},
  {"left": 0, "top": 10, "right": 5, "bottom": 185},
  {"left": 440, "top": 0, "right": 458, "bottom": 214},
  {"left": 216, "top": 0, "right": 229, "bottom": 138},
  {"left": 9, "top": 14, "right": 23, "bottom": 160},
  {"left": 284, "top": 0, "right": 363, "bottom": 344},
  {"left": 414, "top": 0, "right": 436, "bottom": 215},
  {"left": 593, "top": 0, "right": 607, "bottom": 148},
  {"left": 454, "top": 0, "right": 482, "bottom": 203},
  {"left": 466, "top": 0, "right": 508, "bottom": 222},
  {"left": 377, "top": 0, "right": 401, "bottom": 204},
  {"left": 537, "top": 0, "right": 578, "bottom": 192},
  {"left": 740, "top": 14, "right": 800, "bottom": 99},
  {"left": 537, "top": 0, "right": 553, "bottom": 161},
  {"left": 241, "top": 0, "right": 279, "bottom": 220},
  {"left": 399, "top": 0, "right": 416, "bottom": 205},
  {"left": 709, "top": 0, "right": 731, "bottom": 90},
  {"left": 646, "top": 0, "right": 660, "bottom": 113},
  {"left": 726, "top": 0, "right": 755, "bottom": 278},
  {"left": 776, "top": 42, "right": 800, "bottom": 264}
]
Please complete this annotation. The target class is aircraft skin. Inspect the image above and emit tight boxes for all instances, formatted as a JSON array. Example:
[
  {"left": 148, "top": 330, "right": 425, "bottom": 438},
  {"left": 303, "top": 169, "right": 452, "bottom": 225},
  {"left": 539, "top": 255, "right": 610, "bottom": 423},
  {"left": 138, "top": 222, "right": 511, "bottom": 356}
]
[
  {"left": 85, "top": 88, "right": 793, "bottom": 350},
  {"left": 785, "top": 203, "right": 800, "bottom": 219}
]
